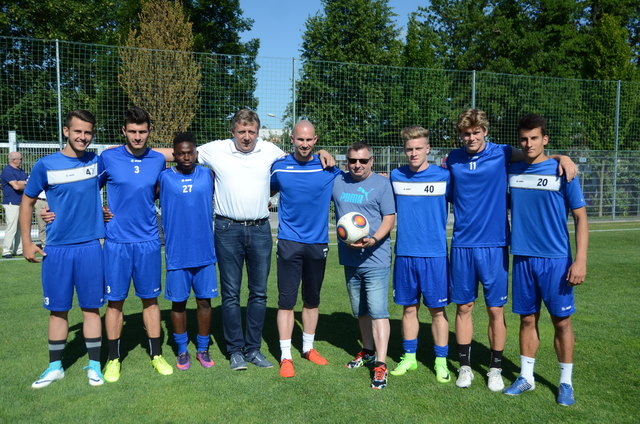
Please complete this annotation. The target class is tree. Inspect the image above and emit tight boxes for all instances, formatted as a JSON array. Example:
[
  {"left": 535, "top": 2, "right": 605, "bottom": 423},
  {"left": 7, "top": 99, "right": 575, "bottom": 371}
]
[{"left": 119, "top": 0, "right": 201, "bottom": 145}]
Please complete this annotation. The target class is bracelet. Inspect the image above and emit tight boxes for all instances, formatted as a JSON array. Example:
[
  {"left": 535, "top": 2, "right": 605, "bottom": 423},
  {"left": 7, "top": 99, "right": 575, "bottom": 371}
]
[{"left": 370, "top": 236, "right": 379, "bottom": 245}]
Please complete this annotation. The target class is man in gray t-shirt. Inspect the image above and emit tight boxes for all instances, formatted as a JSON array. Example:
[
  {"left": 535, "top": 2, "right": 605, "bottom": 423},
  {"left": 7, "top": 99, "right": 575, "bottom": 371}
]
[{"left": 332, "top": 141, "right": 395, "bottom": 390}]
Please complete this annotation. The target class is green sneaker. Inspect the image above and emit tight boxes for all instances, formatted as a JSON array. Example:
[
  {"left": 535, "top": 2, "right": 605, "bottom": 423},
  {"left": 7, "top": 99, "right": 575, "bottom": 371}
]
[
  {"left": 151, "top": 355, "right": 174, "bottom": 376},
  {"left": 104, "top": 359, "right": 121, "bottom": 383},
  {"left": 434, "top": 358, "right": 451, "bottom": 383},
  {"left": 390, "top": 353, "right": 418, "bottom": 376}
]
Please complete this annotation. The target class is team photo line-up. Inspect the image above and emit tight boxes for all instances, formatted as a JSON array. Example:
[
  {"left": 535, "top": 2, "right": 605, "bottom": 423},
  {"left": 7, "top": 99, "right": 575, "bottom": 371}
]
[{"left": 13, "top": 106, "right": 587, "bottom": 406}]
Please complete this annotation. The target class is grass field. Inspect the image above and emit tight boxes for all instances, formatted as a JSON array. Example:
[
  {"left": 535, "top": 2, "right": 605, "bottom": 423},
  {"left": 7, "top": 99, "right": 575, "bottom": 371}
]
[{"left": 1, "top": 221, "right": 639, "bottom": 423}]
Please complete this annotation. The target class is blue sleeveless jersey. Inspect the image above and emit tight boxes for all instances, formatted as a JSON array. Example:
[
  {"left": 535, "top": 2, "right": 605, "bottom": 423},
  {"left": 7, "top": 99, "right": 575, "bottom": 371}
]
[
  {"left": 271, "top": 154, "right": 341, "bottom": 244},
  {"left": 509, "top": 158, "right": 586, "bottom": 258},
  {"left": 25, "top": 151, "right": 104, "bottom": 245},
  {"left": 100, "top": 146, "right": 166, "bottom": 242},
  {"left": 158, "top": 165, "right": 216, "bottom": 270},
  {"left": 446, "top": 142, "right": 512, "bottom": 247},
  {"left": 391, "top": 165, "right": 450, "bottom": 257}
]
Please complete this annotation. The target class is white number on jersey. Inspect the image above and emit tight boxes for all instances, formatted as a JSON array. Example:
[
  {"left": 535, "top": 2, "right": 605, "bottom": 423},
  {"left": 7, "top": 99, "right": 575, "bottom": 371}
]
[{"left": 182, "top": 184, "right": 193, "bottom": 193}]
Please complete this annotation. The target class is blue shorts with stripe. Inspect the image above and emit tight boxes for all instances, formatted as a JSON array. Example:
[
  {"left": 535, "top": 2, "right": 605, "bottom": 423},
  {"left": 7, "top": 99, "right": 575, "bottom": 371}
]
[
  {"left": 512, "top": 255, "right": 575, "bottom": 317},
  {"left": 450, "top": 246, "right": 508, "bottom": 307},
  {"left": 104, "top": 239, "right": 162, "bottom": 301},
  {"left": 41, "top": 240, "right": 104, "bottom": 311},
  {"left": 393, "top": 256, "right": 449, "bottom": 308},
  {"left": 165, "top": 263, "right": 218, "bottom": 302}
]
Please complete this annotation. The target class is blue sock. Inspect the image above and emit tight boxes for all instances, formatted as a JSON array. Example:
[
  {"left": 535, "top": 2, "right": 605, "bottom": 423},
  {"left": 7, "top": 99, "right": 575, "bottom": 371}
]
[
  {"left": 402, "top": 338, "right": 418, "bottom": 354},
  {"left": 173, "top": 332, "right": 189, "bottom": 354},
  {"left": 49, "top": 360, "right": 62, "bottom": 370},
  {"left": 434, "top": 344, "right": 448, "bottom": 358},
  {"left": 196, "top": 334, "right": 209, "bottom": 352}
]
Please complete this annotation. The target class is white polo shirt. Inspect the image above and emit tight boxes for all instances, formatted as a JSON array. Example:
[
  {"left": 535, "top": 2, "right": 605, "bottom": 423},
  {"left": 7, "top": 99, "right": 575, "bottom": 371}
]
[{"left": 197, "top": 138, "right": 284, "bottom": 221}]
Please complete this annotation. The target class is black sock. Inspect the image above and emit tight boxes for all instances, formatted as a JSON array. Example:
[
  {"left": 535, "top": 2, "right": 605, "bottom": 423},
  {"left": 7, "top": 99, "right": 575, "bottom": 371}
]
[
  {"left": 48, "top": 339, "right": 66, "bottom": 363},
  {"left": 490, "top": 349, "right": 503, "bottom": 369},
  {"left": 108, "top": 338, "right": 120, "bottom": 360},
  {"left": 458, "top": 344, "right": 471, "bottom": 367},
  {"left": 85, "top": 337, "right": 101, "bottom": 362},
  {"left": 363, "top": 348, "right": 375, "bottom": 356},
  {"left": 149, "top": 336, "right": 163, "bottom": 358}
]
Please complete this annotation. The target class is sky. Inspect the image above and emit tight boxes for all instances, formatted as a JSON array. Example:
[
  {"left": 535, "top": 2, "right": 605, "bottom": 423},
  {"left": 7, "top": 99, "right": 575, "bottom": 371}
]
[{"left": 237, "top": 0, "right": 427, "bottom": 129}]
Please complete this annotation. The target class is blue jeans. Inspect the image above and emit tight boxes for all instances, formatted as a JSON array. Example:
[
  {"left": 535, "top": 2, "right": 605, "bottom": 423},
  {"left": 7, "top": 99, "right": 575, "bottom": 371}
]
[
  {"left": 214, "top": 217, "right": 272, "bottom": 355},
  {"left": 344, "top": 266, "right": 390, "bottom": 319}
]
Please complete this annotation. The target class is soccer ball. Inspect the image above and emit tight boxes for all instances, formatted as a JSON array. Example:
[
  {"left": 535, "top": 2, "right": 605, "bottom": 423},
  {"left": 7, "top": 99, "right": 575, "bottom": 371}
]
[{"left": 336, "top": 212, "right": 369, "bottom": 245}]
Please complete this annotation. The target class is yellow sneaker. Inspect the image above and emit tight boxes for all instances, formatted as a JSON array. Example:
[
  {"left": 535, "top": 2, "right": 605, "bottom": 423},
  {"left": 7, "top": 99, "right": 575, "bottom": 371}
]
[
  {"left": 104, "top": 359, "right": 121, "bottom": 383},
  {"left": 151, "top": 355, "right": 174, "bottom": 376}
]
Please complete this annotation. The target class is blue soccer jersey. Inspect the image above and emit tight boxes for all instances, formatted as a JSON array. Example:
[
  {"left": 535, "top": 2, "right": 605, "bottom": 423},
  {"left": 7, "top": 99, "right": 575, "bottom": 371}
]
[
  {"left": 158, "top": 165, "right": 216, "bottom": 270},
  {"left": 271, "top": 154, "right": 341, "bottom": 244},
  {"left": 391, "top": 164, "right": 450, "bottom": 257},
  {"left": 25, "top": 152, "right": 104, "bottom": 245},
  {"left": 509, "top": 158, "right": 586, "bottom": 258},
  {"left": 446, "top": 142, "right": 512, "bottom": 247},
  {"left": 100, "top": 145, "right": 166, "bottom": 242}
]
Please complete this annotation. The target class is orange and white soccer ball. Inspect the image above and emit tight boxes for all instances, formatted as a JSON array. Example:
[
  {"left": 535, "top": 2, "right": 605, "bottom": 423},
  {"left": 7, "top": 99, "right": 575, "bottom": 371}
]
[{"left": 336, "top": 212, "right": 369, "bottom": 245}]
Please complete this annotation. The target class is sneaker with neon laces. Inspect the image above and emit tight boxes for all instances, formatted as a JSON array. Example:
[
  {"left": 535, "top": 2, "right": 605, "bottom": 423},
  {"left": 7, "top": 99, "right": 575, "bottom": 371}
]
[
  {"left": 346, "top": 350, "right": 376, "bottom": 369},
  {"left": 504, "top": 376, "right": 535, "bottom": 395},
  {"left": 371, "top": 362, "right": 388, "bottom": 389},
  {"left": 84, "top": 364, "right": 104, "bottom": 387},
  {"left": 151, "top": 355, "right": 174, "bottom": 375},
  {"left": 434, "top": 359, "right": 451, "bottom": 383},
  {"left": 557, "top": 383, "right": 575, "bottom": 406},
  {"left": 487, "top": 367, "right": 505, "bottom": 392},
  {"left": 104, "top": 359, "right": 121, "bottom": 383},
  {"left": 176, "top": 352, "right": 191, "bottom": 370},
  {"left": 303, "top": 348, "right": 328, "bottom": 365},
  {"left": 196, "top": 351, "right": 215, "bottom": 368},
  {"left": 456, "top": 365, "right": 474, "bottom": 388},
  {"left": 31, "top": 366, "right": 64, "bottom": 389},
  {"left": 279, "top": 359, "right": 295, "bottom": 378},
  {"left": 390, "top": 354, "right": 418, "bottom": 376}
]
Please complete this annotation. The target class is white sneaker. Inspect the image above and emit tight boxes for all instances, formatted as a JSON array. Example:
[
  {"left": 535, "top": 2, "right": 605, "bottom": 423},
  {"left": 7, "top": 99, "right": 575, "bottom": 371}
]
[
  {"left": 487, "top": 367, "right": 505, "bottom": 392},
  {"left": 456, "top": 365, "right": 474, "bottom": 388},
  {"left": 32, "top": 367, "right": 64, "bottom": 389},
  {"left": 85, "top": 366, "right": 104, "bottom": 386}
]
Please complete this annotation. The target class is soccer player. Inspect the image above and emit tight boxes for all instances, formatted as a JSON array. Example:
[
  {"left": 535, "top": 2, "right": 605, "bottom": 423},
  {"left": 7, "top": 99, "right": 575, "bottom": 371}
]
[
  {"left": 390, "top": 126, "right": 452, "bottom": 384},
  {"left": 270, "top": 120, "right": 341, "bottom": 378},
  {"left": 20, "top": 110, "right": 105, "bottom": 388},
  {"left": 333, "top": 142, "right": 396, "bottom": 389},
  {"left": 158, "top": 133, "right": 218, "bottom": 371},
  {"left": 2, "top": 151, "right": 27, "bottom": 258},
  {"left": 504, "top": 114, "right": 588, "bottom": 406},
  {"left": 446, "top": 109, "right": 576, "bottom": 391}
]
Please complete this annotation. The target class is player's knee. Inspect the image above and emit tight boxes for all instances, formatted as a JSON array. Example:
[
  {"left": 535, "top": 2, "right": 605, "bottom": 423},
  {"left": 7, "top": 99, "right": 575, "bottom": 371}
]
[{"left": 172, "top": 301, "right": 187, "bottom": 313}]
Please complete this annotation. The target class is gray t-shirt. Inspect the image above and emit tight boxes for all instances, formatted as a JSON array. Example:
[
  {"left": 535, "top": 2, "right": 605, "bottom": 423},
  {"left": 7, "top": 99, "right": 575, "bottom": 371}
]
[{"left": 332, "top": 172, "right": 396, "bottom": 267}]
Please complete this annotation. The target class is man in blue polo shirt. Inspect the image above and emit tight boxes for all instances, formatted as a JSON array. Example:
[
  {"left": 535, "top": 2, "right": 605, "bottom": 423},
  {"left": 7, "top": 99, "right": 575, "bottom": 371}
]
[
  {"left": 270, "top": 120, "right": 341, "bottom": 378},
  {"left": 504, "top": 114, "right": 588, "bottom": 406},
  {"left": 2, "top": 151, "right": 27, "bottom": 258}
]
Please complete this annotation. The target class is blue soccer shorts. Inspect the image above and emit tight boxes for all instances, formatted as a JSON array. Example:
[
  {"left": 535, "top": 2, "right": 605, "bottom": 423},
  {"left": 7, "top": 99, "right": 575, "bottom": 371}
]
[
  {"left": 165, "top": 263, "right": 218, "bottom": 302},
  {"left": 450, "top": 246, "right": 508, "bottom": 307},
  {"left": 512, "top": 255, "right": 575, "bottom": 317},
  {"left": 277, "top": 239, "right": 328, "bottom": 309},
  {"left": 393, "top": 256, "right": 449, "bottom": 308},
  {"left": 41, "top": 240, "right": 104, "bottom": 311},
  {"left": 104, "top": 239, "right": 162, "bottom": 301}
]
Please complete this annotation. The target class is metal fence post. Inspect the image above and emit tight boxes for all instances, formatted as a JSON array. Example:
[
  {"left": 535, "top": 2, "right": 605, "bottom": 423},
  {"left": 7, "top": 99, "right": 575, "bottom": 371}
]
[
  {"left": 612, "top": 80, "right": 621, "bottom": 219},
  {"left": 55, "top": 39, "right": 63, "bottom": 149},
  {"left": 8, "top": 130, "right": 17, "bottom": 152},
  {"left": 471, "top": 70, "right": 476, "bottom": 109},
  {"left": 291, "top": 57, "right": 296, "bottom": 122}
]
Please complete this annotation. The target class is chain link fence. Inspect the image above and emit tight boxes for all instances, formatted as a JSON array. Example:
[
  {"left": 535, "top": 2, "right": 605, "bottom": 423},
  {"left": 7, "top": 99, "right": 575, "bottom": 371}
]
[{"left": 1, "top": 36, "right": 639, "bottom": 225}]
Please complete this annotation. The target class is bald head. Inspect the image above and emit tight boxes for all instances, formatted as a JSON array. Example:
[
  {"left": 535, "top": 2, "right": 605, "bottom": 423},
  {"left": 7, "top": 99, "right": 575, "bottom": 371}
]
[{"left": 291, "top": 119, "right": 318, "bottom": 162}]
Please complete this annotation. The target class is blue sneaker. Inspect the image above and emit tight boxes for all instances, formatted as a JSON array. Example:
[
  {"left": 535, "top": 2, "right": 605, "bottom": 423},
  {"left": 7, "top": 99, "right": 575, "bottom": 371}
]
[
  {"left": 504, "top": 376, "right": 535, "bottom": 395},
  {"left": 557, "top": 383, "right": 575, "bottom": 406},
  {"left": 32, "top": 365, "right": 64, "bottom": 389}
]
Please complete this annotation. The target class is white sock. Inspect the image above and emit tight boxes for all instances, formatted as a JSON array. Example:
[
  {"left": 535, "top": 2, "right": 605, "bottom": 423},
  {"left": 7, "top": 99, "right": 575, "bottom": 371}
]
[
  {"left": 302, "top": 332, "right": 315, "bottom": 354},
  {"left": 520, "top": 355, "right": 536, "bottom": 383},
  {"left": 559, "top": 362, "right": 573, "bottom": 386},
  {"left": 280, "top": 339, "right": 292, "bottom": 361}
]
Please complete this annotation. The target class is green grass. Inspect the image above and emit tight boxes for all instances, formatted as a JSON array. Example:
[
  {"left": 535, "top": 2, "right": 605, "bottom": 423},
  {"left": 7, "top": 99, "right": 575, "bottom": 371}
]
[{"left": 1, "top": 221, "right": 639, "bottom": 423}]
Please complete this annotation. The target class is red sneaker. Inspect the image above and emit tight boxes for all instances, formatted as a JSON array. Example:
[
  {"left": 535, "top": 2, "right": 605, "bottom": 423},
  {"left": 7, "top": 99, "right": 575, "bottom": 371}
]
[
  {"left": 280, "top": 359, "right": 295, "bottom": 378},
  {"left": 303, "top": 349, "right": 328, "bottom": 365}
]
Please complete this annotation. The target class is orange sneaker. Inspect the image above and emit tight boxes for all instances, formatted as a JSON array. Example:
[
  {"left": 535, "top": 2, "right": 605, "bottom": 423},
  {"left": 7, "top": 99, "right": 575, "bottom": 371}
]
[
  {"left": 303, "top": 349, "right": 328, "bottom": 366},
  {"left": 280, "top": 359, "right": 295, "bottom": 378}
]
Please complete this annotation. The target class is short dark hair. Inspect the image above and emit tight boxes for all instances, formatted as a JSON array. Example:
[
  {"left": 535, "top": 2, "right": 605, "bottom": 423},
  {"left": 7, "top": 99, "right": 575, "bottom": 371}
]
[
  {"left": 65, "top": 110, "right": 96, "bottom": 128},
  {"left": 518, "top": 114, "right": 547, "bottom": 136},
  {"left": 124, "top": 107, "right": 151, "bottom": 128},
  {"left": 173, "top": 132, "right": 197, "bottom": 147},
  {"left": 347, "top": 141, "right": 372, "bottom": 157}
]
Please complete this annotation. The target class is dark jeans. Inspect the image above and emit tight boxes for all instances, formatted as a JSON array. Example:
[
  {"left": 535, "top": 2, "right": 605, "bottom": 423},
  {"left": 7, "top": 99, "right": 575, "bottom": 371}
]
[{"left": 214, "top": 217, "right": 272, "bottom": 355}]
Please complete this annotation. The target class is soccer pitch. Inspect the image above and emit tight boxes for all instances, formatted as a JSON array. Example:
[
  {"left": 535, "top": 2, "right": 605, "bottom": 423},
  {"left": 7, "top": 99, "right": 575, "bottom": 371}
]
[{"left": 1, "top": 221, "right": 638, "bottom": 423}]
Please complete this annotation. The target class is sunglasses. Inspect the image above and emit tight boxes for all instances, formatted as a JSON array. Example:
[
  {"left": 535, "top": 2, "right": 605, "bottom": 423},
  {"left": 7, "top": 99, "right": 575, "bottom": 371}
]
[{"left": 347, "top": 157, "right": 372, "bottom": 164}]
